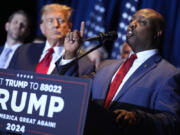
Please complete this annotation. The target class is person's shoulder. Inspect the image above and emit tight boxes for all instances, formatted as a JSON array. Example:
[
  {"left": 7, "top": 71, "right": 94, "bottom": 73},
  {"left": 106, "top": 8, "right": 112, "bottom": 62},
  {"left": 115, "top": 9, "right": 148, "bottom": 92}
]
[
  {"left": 0, "top": 45, "right": 4, "bottom": 51},
  {"left": 18, "top": 42, "right": 45, "bottom": 50},
  {"left": 148, "top": 54, "right": 178, "bottom": 72},
  {"left": 0, "top": 46, "right": 3, "bottom": 54},
  {"left": 97, "top": 59, "right": 123, "bottom": 71},
  {"left": 78, "top": 55, "right": 96, "bottom": 76},
  {"left": 154, "top": 58, "right": 180, "bottom": 81},
  {"left": 160, "top": 58, "right": 179, "bottom": 71}
]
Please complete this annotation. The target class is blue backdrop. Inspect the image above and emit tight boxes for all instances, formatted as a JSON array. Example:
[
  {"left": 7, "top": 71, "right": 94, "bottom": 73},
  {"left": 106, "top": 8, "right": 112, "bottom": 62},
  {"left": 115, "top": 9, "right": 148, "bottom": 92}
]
[{"left": 36, "top": 0, "right": 180, "bottom": 68}]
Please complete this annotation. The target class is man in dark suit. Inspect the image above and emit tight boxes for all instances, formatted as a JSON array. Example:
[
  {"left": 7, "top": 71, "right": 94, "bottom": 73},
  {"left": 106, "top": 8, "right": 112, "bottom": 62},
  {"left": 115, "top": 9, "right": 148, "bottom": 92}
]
[
  {"left": 8, "top": 3, "right": 94, "bottom": 76},
  {"left": 61, "top": 8, "right": 180, "bottom": 135},
  {"left": 0, "top": 10, "right": 30, "bottom": 69},
  {"left": 88, "top": 8, "right": 180, "bottom": 135}
]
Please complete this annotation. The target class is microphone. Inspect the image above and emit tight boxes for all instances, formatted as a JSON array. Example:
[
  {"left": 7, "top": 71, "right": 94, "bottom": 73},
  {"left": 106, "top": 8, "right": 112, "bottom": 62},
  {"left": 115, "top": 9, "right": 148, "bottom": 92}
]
[
  {"left": 85, "top": 31, "right": 118, "bottom": 42},
  {"left": 73, "top": 31, "right": 117, "bottom": 62},
  {"left": 55, "top": 32, "right": 118, "bottom": 73}
]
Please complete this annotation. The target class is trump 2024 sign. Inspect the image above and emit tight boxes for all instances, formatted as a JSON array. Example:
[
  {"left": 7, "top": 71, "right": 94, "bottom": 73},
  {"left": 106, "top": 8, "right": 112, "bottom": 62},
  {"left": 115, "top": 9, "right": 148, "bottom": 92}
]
[{"left": 0, "top": 69, "right": 92, "bottom": 135}]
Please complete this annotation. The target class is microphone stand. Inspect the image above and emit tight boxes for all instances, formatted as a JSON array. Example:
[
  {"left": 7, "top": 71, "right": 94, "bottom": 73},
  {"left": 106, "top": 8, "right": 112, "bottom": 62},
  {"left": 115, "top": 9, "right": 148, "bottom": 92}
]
[
  {"left": 76, "top": 40, "right": 106, "bottom": 61},
  {"left": 55, "top": 39, "right": 106, "bottom": 75}
]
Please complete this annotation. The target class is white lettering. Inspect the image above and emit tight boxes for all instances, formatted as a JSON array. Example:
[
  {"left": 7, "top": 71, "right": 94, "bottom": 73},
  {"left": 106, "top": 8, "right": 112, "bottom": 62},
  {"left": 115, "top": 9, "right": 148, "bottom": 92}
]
[
  {"left": 11, "top": 91, "right": 27, "bottom": 112},
  {"left": 0, "top": 88, "right": 9, "bottom": 110},
  {"left": 29, "top": 82, "right": 39, "bottom": 90},
  {"left": 19, "top": 117, "right": 36, "bottom": 124},
  {"left": 5, "top": 79, "right": 28, "bottom": 88},
  {"left": 48, "top": 96, "right": 64, "bottom": 118},
  {"left": 37, "top": 120, "right": 56, "bottom": 128},
  {"left": 0, "top": 78, "right": 4, "bottom": 85},
  {"left": 27, "top": 93, "right": 47, "bottom": 116},
  {"left": 0, "top": 113, "right": 18, "bottom": 121}
]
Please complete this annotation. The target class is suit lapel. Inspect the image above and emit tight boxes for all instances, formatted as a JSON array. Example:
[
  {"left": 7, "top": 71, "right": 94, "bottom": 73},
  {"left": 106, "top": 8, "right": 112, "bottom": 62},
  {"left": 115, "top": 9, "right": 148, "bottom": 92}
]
[
  {"left": 114, "top": 54, "right": 162, "bottom": 101},
  {"left": 101, "top": 61, "right": 123, "bottom": 99},
  {"left": 29, "top": 43, "right": 45, "bottom": 71},
  {"left": 52, "top": 58, "right": 62, "bottom": 75},
  {"left": 0, "top": 46, "right": 4, "bottom": 54}
]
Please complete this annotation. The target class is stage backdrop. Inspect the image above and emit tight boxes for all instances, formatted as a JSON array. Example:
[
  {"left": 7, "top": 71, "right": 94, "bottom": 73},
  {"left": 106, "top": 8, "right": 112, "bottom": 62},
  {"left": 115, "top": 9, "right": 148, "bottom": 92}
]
[{"left": 36, "top": 0, "right": 180, "bottom": 68}]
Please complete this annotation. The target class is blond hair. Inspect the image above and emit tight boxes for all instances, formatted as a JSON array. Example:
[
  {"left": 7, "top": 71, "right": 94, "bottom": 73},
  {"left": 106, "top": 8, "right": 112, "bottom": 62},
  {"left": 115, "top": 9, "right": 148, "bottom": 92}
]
[{"left": 41, "top": 3, "right": 72, "bottom": 22}]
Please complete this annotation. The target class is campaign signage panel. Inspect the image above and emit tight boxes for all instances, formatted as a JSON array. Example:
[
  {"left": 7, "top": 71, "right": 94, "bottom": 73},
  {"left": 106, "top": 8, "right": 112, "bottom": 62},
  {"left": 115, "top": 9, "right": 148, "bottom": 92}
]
[{"left": 0, "top": 69, "right": 92, "bottom": 135}]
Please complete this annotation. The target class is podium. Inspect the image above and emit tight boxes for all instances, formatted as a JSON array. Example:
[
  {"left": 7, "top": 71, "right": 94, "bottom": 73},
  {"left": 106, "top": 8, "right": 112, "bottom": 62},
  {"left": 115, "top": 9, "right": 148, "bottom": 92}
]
[{"left": 0, "top": 69, "right": 92, "bottom": 135}]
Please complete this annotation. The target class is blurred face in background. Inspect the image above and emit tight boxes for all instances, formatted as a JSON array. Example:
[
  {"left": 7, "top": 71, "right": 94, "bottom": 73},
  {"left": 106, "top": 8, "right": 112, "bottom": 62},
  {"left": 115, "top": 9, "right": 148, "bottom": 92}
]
[
  {"left": 5, "top": 13, "right": 29, "bottom": 42},
  {"left": 121, "top": 42, "right": 132, "bottom": 59}
]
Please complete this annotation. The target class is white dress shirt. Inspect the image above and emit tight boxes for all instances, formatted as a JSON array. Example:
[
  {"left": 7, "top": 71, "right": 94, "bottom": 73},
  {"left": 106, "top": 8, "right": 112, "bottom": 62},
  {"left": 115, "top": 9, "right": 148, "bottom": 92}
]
[
  {"left": 38, "top": 40, "right": 76, "bottom": 74},
  {"left": 0, "top": 42, "right": 22, "bottom": 69},
  {"left": 38, "top": 41, "right": 64, "bottom": 74},
  {"left": 111, "top": 49, "right": 158, "bottom": 102}
]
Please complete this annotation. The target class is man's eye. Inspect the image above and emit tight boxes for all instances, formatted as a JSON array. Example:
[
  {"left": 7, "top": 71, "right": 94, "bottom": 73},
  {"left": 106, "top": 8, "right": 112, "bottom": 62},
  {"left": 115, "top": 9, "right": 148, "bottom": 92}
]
[
  {"left": 12, "top": 20, "right": 18, "bottom": 24},
  {"left": 139, "top": 20, "right": 146, "bottom": 25},
  {"left": 129, "top": 19, "right": 133, "bottom": 23},
  {"left": 46, "top": 18, "right": 64, "bottom": 25},
  {"left": 57, "top": 19, "right": 64, "bottom": 24},
  {"left": 47, "top": 19, "right": 53, "bottom": 24}
]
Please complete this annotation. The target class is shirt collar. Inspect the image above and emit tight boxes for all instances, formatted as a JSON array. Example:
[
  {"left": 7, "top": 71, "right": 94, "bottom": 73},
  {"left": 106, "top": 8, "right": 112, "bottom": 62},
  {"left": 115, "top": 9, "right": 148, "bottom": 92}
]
[
  {"left": 4, "top": 42, "right": 22, "bottom": 51},
  {"left": 136, "top": 49, "right": 158, "bottom": 59},
  {"left": 44, "top": 40, "right": 64, "bottom": 55},
  {"left": 129, "top": 49, "right": 158, "bottom": 59}
]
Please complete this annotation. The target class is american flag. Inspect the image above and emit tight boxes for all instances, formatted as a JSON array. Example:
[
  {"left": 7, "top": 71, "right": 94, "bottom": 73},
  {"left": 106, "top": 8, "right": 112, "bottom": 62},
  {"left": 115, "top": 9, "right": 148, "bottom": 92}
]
[
  {"left": 83, "top": 0, "right": 106, "bottom": 49},
  {"left": 83, "top": 0, "right": 139, "bottom": 59},
  {"left": 110, "top": 0, "right": 139, "bottom": 59}
]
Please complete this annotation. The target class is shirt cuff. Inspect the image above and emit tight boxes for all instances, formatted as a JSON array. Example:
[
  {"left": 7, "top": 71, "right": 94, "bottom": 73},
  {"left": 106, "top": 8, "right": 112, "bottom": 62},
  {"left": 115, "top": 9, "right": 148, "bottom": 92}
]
[{"left": 59, "top": 57, "right": 76, "bottom": 66}]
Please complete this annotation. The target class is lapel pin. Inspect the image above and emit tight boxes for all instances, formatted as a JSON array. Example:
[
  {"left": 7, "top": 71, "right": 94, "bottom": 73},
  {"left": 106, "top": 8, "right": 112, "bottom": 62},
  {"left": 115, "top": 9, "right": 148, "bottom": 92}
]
[{"left": 144, "top": 64, "right": 148, "bottom": 67}]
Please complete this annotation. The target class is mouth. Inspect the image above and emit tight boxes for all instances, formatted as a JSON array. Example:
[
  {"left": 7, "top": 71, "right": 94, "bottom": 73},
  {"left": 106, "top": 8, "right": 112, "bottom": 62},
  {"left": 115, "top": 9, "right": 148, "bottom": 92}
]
[
  {"left": 55, "top": 31, "right": 61, "bottom": 35},
  {"left": 126, "top": 29, "right": 134, "bottom": 39}
]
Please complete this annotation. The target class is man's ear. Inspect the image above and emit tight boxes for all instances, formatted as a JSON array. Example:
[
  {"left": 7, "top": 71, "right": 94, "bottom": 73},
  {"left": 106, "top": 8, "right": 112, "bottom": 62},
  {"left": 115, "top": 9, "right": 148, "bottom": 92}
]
[
  {"left": 157, "top": 30, "right": 162, "bottom": 37},
  {"left": 5, "top": 22, "right": 9, "bottom": 32},
  {"left": 154, "top": 30, "right": 162, "bottom": 39}
]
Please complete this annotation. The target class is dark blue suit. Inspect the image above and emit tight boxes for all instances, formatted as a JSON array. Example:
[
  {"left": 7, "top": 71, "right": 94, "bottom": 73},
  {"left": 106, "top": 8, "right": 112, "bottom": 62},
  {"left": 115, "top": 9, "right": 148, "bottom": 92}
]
[
  {"left": 8, "top": 43, "right": 44, "bottom": 71},
  {"left": 8, "top": 42, "right": 95, "bottom": 76},
  {"left": 89, "top": 54, "right": 180, "bottom": 135},
  {"left": 0, "top": 46, "right": 4, "bottom": 54}
]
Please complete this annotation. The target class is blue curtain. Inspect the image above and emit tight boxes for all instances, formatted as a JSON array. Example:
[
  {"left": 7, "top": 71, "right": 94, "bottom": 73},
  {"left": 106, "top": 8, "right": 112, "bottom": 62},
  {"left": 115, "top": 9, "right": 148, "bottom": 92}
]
[
  {"left": 36, "top": 0, "right": 180, "bottom": 68},
  {"left": 139, "top": 0, "right": 180, "bottom": 68}
]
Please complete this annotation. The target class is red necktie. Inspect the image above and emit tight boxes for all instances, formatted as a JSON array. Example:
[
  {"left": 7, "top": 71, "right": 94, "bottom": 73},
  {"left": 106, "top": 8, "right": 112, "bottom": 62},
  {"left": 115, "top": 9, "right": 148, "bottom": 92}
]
[
  {"left": 35, "top": 48, "right": 54, "bottom": 74},
  {"left": 104, "top": 54, "right": 137, "bottom": 108}
]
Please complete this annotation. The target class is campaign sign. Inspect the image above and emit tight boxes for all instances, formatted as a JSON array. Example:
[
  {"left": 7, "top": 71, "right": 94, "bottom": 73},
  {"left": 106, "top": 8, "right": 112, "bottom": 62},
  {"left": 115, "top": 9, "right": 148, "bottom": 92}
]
[{"left": 0, "top": 69, "right": 92, "bottom": 135}]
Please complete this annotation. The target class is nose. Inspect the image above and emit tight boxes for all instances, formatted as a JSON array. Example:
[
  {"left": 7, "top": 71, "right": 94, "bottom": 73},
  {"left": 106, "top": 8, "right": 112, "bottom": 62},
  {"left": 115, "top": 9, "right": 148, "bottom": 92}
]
[
  {"left": 53, "top": 19, "right": 60, "bottom": 27},
  {"left": 19, "top": 23, "right": 24, "bottom": 29},
  {"left": 129, "top": 20, "right": 137, "bottom": 30},
  {"left": 16, "top": 22, "right": 25, "bottom": 30}
]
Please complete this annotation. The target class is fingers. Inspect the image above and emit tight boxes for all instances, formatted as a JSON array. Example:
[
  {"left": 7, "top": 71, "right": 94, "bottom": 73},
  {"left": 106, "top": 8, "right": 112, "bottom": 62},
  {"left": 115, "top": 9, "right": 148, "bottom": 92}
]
[
  {"left": 65, "top": 21, "right": 85, "bottom": 44},
  {"left": 114, "top": 110, "right": 125, "bottom": 123},
  {"left": 69, "top": 32, "right": 73, "bottom": 43},
  {"left": 66, "top": 30, "right": 79, "bottom": 43},
  {"left": 80, "top": 21, "right": 85, "bottom": 38},
  {"left": 73, "top": 30, "right": 79, "bottom": 41},
  {"left": 65, "top": 21, "right": 84, "bottom": 41},
  {"left": 113, "top": 109, "right": 136, "bottom": 127},
  {"left": 65, "top": 32, "right": 72, "bottom": 44}
]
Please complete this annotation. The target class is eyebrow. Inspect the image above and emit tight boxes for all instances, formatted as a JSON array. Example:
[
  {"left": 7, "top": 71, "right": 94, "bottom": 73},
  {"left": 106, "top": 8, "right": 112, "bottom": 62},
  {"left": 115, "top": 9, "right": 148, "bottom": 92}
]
[{"left": 132, "top": 15, "right": 147, "bottom": 20}]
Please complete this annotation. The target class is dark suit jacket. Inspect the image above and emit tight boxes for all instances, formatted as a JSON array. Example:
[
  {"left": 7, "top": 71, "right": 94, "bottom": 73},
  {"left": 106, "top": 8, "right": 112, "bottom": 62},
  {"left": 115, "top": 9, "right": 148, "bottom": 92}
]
[
  {"left": 8, "top": 42, "right": 95, "bottom": 76},
  {"left": 89, "top": 54, "right": 180, "bottom": 135},
  {"left": 54, "top": 53, "right": 180, "bottom": 135},
  {"left": 0, "top": 46, "right": 4, "bottom": 54}
]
